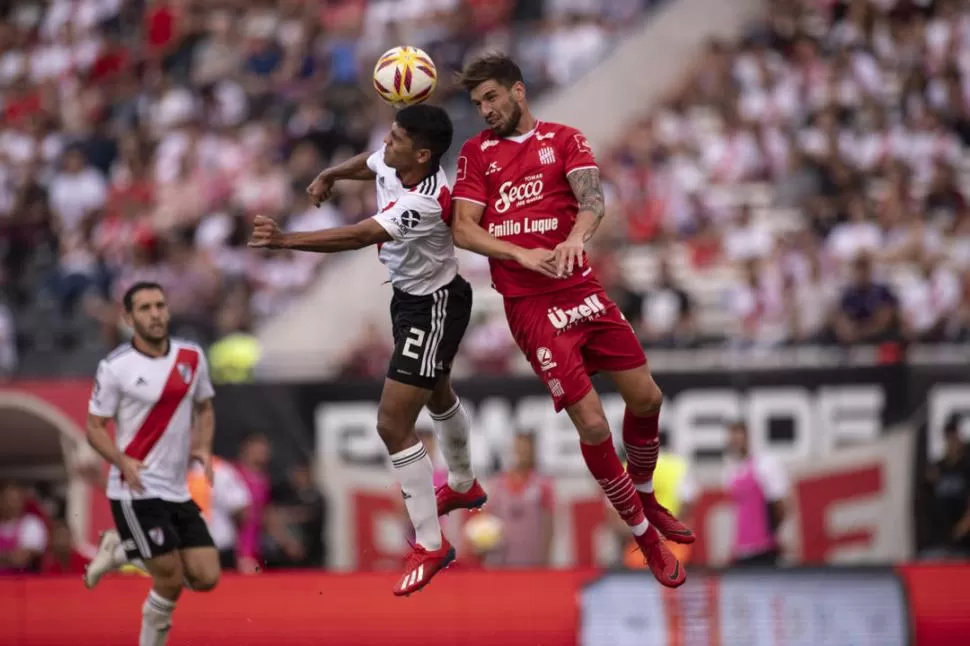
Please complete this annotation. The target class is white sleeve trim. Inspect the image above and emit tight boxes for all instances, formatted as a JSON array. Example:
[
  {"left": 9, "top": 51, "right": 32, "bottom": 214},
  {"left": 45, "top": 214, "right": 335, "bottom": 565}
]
[
  {"left": 565, "top": 165, "right": 599, "bottom": 176},
  {"left": 453, "top": 196, "right": 487, "bottom": 206}
]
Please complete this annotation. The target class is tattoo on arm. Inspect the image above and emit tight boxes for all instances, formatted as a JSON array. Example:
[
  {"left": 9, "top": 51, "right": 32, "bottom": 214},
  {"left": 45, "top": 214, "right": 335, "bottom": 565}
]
[{"left": 568, "top": 168, "right": 605, "bottom": 219}]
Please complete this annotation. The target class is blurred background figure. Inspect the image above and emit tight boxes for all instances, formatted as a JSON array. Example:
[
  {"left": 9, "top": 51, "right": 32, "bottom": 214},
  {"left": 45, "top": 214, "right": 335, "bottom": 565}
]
[
  {"left": 0, "top": 481, "right": 48, "bottom": 574},
  {"left": 39, "top": 518, "right": 88, "bottom": 575},
  {"left": 189, "top": 456, "right": 252, "bottom": 570},
  {"left": 234, "top": 433, "right": 274, "bottom": 573},
  {"left": 921, "top": 417, "right": 970, "bottom": 560},
  {"left": 724, "top": 421, "right": 790, "bottom": 567},
  {"left": 479, "top": 433, "right": 554, "bottom": 568},
  {"left": 265, "top": 462, "right": 326, "bottom": 569}
]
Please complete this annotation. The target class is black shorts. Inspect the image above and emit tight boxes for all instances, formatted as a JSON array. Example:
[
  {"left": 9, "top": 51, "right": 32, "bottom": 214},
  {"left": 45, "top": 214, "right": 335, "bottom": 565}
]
[
  {"left": 110, "top": 498, "right": 215, "bottom": 561},
  {"left": 388, "top": 274, "right": 472, "bottom": 389}
]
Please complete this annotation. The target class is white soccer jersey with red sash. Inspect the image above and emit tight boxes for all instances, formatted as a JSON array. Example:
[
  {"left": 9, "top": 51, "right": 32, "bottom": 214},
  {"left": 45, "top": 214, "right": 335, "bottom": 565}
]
[{"left": 89, "top": 339, "right": 214, "bottom": 502}]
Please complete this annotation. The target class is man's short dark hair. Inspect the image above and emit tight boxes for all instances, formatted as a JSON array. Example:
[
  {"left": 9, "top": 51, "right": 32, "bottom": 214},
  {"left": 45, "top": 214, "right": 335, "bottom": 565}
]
[
  {"left": 395, "top": 104, "right": 453, "bottom": 170},
  {"left": 458, "top": 53, "right": 524, "bottom": 92},
  {"left": 123, "top": 281, "right": 165, "bottom": 312}
]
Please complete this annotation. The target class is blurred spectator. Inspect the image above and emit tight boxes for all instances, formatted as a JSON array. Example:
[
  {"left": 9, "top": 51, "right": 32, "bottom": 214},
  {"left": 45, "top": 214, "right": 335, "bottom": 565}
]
[
  {"left": 724, "top": 421, "right": 789, "bottom": 567},
  {"left": 461, "top": 311, "right": 519, "bottom": 374},
  {"left": 0, "top": 481, "right": 48, "bottom": 574},
  {"left": 833, "top": 254, "right": 899, "bottom": 345},
  {"left": 922, "top": 417, "right": 970, "bottom": 560},
  {"left": 0, "top": 298, "right": 16, "bottom": 379},
  {"left": 266, "top": 462, "right": 327, "bottom": 569},
  {"left": 39, "top": 518, "right": 89, "bottom": 575},
  {"left": 235, "top": 433, "right": 273, "bottom": 573},
  {"left": 642, "top": 255, "right": 697, "bottom": 347},
  {"left": 482, "top": 433, "right": 554, "bottom": 568},
  {"left": 189, "top": 457, "right": 252, "bottom": 571},
  {"left": 338, "top": 321, "right": 393, "bottom": 379}
]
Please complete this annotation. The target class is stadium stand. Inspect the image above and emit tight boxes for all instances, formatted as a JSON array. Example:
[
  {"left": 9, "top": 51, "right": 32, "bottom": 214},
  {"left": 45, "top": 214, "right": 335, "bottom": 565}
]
[{"left": 0, "top": 0, "right": 653, "bottom": 378}]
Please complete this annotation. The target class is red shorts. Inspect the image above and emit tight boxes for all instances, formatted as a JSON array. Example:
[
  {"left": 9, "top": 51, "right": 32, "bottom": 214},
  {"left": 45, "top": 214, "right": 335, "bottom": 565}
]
[{"left": 503, "top": 283, "right": 646, "bottom": 412}]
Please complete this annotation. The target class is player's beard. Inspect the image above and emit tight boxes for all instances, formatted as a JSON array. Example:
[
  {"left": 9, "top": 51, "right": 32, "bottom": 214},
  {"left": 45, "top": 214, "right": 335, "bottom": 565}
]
[
  {"left": 493, "top": 101, "right": 523, "bottom": 138},
  {"left": 133, "top": 320, "right": 169, "bottom": 347}
]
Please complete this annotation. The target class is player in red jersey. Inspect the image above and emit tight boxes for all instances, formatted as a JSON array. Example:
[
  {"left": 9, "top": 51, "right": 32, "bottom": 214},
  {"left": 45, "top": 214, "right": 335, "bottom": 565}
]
[{"left": 441, "top": 54, "right": 691, "bottom": 587}]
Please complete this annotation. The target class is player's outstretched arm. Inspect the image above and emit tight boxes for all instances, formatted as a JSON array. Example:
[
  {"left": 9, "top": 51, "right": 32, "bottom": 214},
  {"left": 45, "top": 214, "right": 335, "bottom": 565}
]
[
  {"left": 306, "top": 152, "right": 377, "bottom": 206},
  {"left": 248, "top": 214, "right": 391, "bottom": 253},
  {"left": 452, "top": 198, "right": 558, "bottom": 278}
]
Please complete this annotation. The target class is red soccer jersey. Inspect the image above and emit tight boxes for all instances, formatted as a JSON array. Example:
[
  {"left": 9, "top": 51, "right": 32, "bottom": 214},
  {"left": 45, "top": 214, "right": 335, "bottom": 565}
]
[{"left": 452, "top": 121, "right": 599, "bottom": 298}]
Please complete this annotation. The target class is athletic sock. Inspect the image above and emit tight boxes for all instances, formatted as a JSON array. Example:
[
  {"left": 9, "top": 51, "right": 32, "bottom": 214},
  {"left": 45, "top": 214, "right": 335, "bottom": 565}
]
[
  {"left": 390, "top": 442, "right": 443, "bottom": 550},
  {"left": 140, "top": 590, "right": 175, "bottom": 646},
  {"left": 580, "top": 437, "right": 648, "bottom": 536},
  {"left": 623, "top": 408, "right": 660, "bottom": 491},
  {"left": 430, "top": 399, "right": 475, "bottom": 493}
]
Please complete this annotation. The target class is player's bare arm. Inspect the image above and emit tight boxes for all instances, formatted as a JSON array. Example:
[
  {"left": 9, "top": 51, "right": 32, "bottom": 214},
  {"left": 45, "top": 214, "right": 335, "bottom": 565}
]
[
  {"left": 248, "top": 214, "right": 391, "bottom": 252},
  {"left": 553, "top": 167, "right": 605, "bottom": 276},
  {"left": 306, "top": 151, "right": 378, "bottom": 206},
  {"left": 85, "top": 412, "right": 145, "bottom": 493},
  {"left": 452, "top": 198, "right": 559, "bottom": 278},
  {"left": 190, "top": 398, "right": 215, "bottom": 485}
]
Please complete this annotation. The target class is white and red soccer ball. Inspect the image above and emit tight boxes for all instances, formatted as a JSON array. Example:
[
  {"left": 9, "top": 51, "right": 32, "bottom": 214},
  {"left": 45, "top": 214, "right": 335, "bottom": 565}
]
[{"left": 372, "top": 46, "right": 438, "bottom": 108}]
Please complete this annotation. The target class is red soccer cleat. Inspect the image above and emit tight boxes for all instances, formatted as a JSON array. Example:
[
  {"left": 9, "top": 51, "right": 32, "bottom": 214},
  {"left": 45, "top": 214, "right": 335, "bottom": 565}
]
[
  {"left": 635, "top": 526, "right": 686, "bottom": 588},
  {"left": 394, "top": 538, "right": 456, "bottom": 597},
  {"left": 436, "top": 480, "right": 488, "bottom": 517},
  {"left": 639, "top": 491, "right": 695, "bottom": 544}
]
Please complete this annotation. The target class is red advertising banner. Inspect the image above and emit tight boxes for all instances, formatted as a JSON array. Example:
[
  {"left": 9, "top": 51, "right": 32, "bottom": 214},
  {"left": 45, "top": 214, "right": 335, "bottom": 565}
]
[
  {"left": 1, "top": 566, "right": 969, "bottom": 645},
  {"left": 0, "top": 569, "right": 592, "bottom": 646}
]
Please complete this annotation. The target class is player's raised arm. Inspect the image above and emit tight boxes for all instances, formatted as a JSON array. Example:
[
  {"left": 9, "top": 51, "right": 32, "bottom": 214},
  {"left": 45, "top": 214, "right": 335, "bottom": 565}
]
[
  {"left": 306, "top": 151, "right": 378, "bottom": 206},
  {"left": 248, "top": 214, "right": 392, "bottom": 253}
]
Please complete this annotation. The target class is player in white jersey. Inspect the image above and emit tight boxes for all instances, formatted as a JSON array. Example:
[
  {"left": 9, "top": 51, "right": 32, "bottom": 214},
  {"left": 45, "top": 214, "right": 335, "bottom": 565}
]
[
  {"left": 249, "top": 104, "right": 484, "bottom": 596},
  {"left": 83, "top": 281, "right": 220, "bottom": 646}
]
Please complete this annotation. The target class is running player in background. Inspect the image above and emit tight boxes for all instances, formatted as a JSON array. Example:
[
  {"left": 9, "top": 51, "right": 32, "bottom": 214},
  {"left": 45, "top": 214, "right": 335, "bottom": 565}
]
[
  {"left": 249, "top": 105, "right": 482, "bottom": 596},
  {"left": 84, "top": 282, "right": 220, "bottom": 646},
  {"left": 449, "top": 54, "right": 692, "bottom": 587}
]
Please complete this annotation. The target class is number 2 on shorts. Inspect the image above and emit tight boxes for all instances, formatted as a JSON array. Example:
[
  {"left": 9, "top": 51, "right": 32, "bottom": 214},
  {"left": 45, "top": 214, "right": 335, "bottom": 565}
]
[{"left": 402, "top": 327, "right": 426, "bottom": 360}]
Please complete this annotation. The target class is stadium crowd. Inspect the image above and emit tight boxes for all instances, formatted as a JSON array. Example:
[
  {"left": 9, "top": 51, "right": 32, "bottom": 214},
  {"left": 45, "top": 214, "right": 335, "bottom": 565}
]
[
  {"left": 599, "top": 0, "right": 970, "bottom": 349},
  {"left": 0, "top": 0, "right": 645, "bottom": 379}
]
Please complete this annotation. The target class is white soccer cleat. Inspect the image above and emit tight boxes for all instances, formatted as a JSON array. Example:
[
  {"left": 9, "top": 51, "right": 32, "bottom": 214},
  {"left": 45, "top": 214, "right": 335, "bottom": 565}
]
[{"left": 84, "top": 530, "right": 124, "bottom": 589}]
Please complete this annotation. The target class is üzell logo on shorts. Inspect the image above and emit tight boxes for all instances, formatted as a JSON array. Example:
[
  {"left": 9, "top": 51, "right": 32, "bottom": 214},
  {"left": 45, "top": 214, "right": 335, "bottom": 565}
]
[{"left": 546, "top": 294, "right": 607, "bottom": 331}]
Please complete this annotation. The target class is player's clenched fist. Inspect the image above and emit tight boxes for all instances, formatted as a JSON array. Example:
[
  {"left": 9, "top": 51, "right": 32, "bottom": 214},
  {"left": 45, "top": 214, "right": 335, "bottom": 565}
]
[
  {"left": 306, "top": 171, "right": 335, "bottom": 207},
  {"left": 248, "top": 215, "right": 283, "bottom": 249}
]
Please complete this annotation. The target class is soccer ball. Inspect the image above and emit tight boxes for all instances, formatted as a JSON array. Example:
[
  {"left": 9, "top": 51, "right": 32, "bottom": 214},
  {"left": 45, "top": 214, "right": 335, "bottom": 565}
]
[
  {"left": 372, "top": 46, "right": 438, "bottom": 108},
  {"left": 463, "top": 512, "right": 503, "bottom": 554}
]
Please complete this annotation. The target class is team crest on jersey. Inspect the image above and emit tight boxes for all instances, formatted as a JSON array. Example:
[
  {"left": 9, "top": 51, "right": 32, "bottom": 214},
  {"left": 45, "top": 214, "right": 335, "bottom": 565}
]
[
  {"left": 149, "top": 528, "right": 165, "bottom": 546},
  {"left": 538, "top": 147, "right": 556, "bottom": 165},
  {"left": 177, "top": 363, "right": 194, "bottom": 384}
]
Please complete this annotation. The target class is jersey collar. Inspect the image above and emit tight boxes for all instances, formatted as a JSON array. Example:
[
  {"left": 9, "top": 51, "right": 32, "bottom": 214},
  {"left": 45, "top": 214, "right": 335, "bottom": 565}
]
[
  {"left": 502, "top": 120, "right": 540, "bottom": 143},
  {"left": 131, "top": 337, "right": 171, "bottom": 359}
]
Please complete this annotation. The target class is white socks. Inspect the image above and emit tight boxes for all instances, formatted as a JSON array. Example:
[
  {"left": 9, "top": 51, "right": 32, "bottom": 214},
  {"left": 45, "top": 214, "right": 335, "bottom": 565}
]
[
  {"left": 140, "top": 590, "right": 175, "bottom": 646},
  {"left": 430, "top": 399, "right": 475, "bottom": 493},
  {"left": 390, "top": 442, "right": 442, "bottom": 550}
]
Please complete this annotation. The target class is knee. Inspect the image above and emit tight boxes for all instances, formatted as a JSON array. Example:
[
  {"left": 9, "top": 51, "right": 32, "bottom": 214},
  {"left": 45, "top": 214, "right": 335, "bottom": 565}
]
[
  {"left": 188, "top": 569, "right": 220, "bottom": 592},
  {"left": 626, "top": 383, "right": 663, "bottom": 418},
  {"left": 152, "top": 562, "right": 185, "bottom": 598},
  {"left": 376, "top": 408, "right": 410, "bottom": 449},
  {"left": 426, "top": 384, "right": 457, "bottom": 416},
  {"left": 573, "top": 409, "right": 611, "bottom": 445}
]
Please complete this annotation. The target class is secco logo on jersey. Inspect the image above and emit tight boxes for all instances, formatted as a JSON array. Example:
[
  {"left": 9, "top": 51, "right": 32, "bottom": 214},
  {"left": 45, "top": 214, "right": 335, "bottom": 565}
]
[
  {"left": 488, "top": 217, "right": 559, "bottom": 238},
  {"left": 494, "top": 176, "right": 544, "bottom": 214},
  {"left": 547, "top": 294, "right": 607, "bottom": 331}
]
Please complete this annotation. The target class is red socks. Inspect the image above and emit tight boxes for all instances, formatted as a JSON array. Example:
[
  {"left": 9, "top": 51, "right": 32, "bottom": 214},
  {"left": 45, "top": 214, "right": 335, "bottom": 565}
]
[
  {"left": 623, "top": 409, "right": 660, "bottom": 486},
  {"left": 580, "top": 437, "right": 646, "bottom": 527}
]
